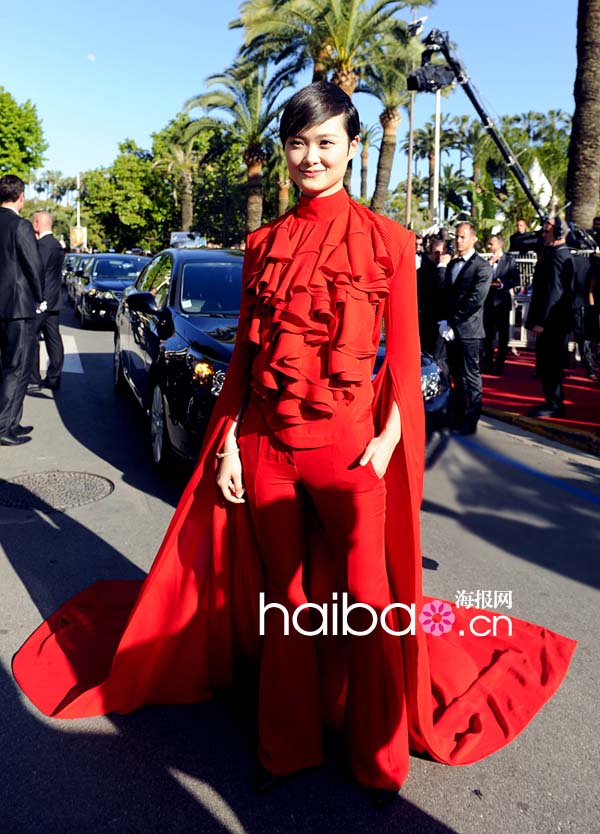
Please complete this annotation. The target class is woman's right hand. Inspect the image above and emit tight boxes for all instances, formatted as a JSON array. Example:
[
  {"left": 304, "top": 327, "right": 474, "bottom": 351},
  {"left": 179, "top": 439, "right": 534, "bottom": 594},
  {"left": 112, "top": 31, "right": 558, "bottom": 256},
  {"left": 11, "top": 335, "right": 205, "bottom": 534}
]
[{"left": 216, "top": 452, "right": 246, "bottom": 503}]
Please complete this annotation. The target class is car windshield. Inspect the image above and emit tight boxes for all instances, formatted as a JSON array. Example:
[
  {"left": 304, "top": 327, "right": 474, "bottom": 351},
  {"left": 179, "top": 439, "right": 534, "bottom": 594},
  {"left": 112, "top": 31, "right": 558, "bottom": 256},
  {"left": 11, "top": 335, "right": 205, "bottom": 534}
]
[
  {"left": 92, "top": 257, "right": 149, "bottom": 279},
  {"left": 180, "top": 261, "right": 242, "bottom": 315}
]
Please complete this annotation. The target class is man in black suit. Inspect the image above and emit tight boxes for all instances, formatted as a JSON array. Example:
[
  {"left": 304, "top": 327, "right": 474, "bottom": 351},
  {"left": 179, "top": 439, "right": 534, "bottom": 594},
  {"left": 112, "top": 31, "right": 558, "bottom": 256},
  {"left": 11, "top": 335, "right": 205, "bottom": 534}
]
[
  {"left": 526, "top": 217, "right": 574, "bottom": 417},
  {"left": 417, "top": 236, "right": 447, "bottom": 360},
  {"left": 438, "top": 222, "right": 492, "bottom": 434},
  {"left": 0, "top": 175, "right": 45, "bottom": 446},
  {"left": 482, "top": 234, "right": 521, "bottom": 375},
  {"left": 29, "top": 211, "right": 65, "bottom": 390}
]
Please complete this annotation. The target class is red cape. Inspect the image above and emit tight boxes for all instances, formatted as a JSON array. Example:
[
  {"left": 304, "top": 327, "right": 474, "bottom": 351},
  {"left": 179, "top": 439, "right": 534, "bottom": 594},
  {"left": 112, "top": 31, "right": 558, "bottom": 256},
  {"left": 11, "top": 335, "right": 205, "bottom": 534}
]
[{"left": 13, "top": 207, "right": 576, "bottom": 768}]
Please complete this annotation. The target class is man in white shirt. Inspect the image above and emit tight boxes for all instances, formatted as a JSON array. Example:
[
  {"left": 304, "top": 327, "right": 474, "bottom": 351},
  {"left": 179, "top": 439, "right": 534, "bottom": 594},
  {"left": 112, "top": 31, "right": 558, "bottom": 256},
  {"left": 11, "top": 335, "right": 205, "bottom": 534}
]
[{"left": 437, "top": 222, "right": 492, "bottom": 434}]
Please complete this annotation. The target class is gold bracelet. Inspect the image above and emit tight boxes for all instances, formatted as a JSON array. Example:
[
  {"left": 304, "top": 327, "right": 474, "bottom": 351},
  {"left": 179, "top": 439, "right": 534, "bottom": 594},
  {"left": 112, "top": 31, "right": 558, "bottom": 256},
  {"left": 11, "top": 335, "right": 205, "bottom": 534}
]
[{"left": 216, "top": 447, "right": 240, "bottom": 459}]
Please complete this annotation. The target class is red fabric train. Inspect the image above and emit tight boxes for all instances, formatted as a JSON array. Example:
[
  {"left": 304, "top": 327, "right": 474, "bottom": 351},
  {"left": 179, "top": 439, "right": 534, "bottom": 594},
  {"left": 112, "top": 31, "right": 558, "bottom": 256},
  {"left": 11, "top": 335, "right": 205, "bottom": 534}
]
[{"left": 12, "top": 194, "right": 576, "bottom": 774}]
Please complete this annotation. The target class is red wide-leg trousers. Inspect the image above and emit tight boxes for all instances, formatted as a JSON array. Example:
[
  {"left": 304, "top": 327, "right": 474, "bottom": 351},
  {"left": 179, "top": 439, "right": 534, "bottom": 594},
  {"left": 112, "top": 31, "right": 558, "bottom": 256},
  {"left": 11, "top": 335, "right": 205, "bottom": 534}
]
[{"left": 238, "top": 397, "right": 409, "bottom": 790}]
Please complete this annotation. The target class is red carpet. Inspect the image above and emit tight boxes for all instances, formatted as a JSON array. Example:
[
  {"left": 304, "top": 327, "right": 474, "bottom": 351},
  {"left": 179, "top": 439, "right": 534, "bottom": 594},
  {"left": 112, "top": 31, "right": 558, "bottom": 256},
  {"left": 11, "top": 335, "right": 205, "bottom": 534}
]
[{"left": 482, "top": 349, "right": 600, "bottom": 436}]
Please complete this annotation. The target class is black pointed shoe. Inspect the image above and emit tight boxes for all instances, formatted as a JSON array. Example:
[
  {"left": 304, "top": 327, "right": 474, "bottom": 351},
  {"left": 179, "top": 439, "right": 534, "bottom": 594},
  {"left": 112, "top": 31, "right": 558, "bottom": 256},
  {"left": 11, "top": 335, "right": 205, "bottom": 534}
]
[
  {"left": 13, "top": 425, "right": 33, "bottom": 436},
  {"left": 0, "top": 434, "right": 32, "bottom": 446}
]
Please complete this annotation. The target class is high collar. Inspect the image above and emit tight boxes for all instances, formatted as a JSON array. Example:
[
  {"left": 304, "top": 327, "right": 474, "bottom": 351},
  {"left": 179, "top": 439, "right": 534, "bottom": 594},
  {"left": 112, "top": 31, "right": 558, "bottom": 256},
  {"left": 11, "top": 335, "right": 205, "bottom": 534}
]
[{"left": 295, "top": 187, "right": 350, "bottom": 221}]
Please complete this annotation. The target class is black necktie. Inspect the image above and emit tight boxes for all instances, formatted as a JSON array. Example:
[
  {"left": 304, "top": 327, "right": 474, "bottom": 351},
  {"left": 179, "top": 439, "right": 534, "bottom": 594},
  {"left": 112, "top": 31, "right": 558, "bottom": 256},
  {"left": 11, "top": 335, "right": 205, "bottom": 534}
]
[{"left": 451, "top": 257, "right": 464, "bottom": 284}]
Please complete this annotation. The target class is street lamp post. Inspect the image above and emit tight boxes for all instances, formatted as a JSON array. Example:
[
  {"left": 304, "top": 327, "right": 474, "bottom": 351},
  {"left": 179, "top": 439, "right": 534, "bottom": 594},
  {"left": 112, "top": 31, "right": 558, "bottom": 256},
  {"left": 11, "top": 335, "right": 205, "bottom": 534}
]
[
  {"left": 432, "top": 88, "right": 441, "bottom": 226},
  {"left": 405, "top": 91, "right": 415, "bottom": 228},
  {"left": 76, "top": 172, "right": 81, "bottom": 228},
  {"left": 407, "top": 31, "right": 456, "bottom": 230}
]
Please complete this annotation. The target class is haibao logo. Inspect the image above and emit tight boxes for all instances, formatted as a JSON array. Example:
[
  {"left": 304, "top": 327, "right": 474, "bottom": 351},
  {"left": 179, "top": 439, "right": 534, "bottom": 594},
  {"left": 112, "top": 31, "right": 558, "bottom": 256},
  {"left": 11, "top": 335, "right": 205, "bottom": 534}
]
[{"left": 419, "top": 600, "right": 455, "bottom": 636}]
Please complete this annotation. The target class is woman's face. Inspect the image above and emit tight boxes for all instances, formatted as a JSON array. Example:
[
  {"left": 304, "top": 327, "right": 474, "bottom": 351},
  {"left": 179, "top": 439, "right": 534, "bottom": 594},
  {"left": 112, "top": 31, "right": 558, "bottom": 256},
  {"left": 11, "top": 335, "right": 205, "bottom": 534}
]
[{"left": 284, "top": 114, "right": 359, "bottom": 198}]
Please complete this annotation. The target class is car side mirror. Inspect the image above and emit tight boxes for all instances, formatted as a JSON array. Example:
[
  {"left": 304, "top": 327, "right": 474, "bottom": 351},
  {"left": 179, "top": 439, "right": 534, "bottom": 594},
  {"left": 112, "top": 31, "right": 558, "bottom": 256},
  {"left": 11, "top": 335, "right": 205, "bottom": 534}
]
[
  {"left": 126, "top": 291, "right": 159, "bottom": 314},
  {"left": 66, "top": 265, "right": 74, "bottom": 272},
  {"left": 75, "top": 268, "right": 84, "bottom": 277}
]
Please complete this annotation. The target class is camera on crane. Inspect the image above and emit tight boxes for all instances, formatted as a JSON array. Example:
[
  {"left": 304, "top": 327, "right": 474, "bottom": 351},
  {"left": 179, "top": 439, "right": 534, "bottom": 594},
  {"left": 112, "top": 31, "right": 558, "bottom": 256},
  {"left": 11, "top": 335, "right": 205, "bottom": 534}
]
[{"left": 407, "top": 64, "right": 455, "bottom": 93}]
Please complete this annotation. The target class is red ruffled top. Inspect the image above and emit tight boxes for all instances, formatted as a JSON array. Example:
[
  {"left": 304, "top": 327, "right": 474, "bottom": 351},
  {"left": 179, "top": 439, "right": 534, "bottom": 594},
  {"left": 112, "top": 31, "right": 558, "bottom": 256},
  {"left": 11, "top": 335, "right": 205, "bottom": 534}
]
[{"left": 243, "top": 187, "right": 393, "bottom": 447}]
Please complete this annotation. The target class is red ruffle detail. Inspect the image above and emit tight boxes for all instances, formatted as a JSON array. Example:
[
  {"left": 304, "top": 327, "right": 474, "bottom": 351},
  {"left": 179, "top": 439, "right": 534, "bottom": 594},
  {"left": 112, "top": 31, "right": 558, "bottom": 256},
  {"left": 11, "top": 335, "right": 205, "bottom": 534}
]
[{"left": 245, "top": 201, "right": 391, "bottom": 426}]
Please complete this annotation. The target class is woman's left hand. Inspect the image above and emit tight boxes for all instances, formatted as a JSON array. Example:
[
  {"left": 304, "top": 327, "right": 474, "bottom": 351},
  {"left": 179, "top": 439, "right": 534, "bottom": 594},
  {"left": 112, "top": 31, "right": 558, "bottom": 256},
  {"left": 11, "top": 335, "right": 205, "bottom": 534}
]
[{"left": 359, "top": 432, "right": 400, "bottom": 479}]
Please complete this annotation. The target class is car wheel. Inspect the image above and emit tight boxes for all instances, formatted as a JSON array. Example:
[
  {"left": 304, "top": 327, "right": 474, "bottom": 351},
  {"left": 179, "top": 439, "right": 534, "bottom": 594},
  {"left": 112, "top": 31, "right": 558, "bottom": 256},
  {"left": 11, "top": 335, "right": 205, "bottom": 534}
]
[
  {"left": 149, "top": 383, "right": 173, "bottom": 469},
  {"left": 113, "top": 337, "right": 127, "bottom": 392}
]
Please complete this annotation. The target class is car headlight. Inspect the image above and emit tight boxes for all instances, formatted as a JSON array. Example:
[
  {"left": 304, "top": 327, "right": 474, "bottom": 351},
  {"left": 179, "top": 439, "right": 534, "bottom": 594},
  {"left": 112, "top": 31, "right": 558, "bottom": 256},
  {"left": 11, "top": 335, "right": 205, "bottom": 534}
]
[
  {"left": 421, "top": 367, "right": 442, "bottom": 401},
  {"left": 87, "top": 288, "right": 96, "bottom": 296},
  {"left": 193, "top": 361, "right": 214, "bottom": 379},
  {"left": 96, "top": 290, "right": 115, "bottom": 299},
  {"left": 192, "top": 360, "right": 226, "bottom": 396}
]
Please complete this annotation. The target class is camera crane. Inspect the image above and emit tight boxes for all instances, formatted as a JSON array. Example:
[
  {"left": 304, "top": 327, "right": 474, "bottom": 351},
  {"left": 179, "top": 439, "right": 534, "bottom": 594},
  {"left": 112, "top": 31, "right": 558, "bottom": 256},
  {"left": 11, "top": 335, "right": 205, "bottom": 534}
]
[{"left": 408, "top": 28, "right": 546, "bottom": 222}]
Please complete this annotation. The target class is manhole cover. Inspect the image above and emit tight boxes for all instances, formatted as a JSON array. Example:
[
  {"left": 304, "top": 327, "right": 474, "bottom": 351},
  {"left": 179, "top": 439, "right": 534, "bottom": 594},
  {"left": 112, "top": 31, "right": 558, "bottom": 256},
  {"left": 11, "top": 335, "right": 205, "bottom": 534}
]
[{"left": 0, "top": 471, "right": 115, "bottom": 512}]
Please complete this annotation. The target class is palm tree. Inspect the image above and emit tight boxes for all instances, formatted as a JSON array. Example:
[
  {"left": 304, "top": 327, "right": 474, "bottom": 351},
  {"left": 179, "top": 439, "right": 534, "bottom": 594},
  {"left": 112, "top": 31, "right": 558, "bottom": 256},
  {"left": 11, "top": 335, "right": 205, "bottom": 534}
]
[
  {"left": 408, "top": 115, "right": 455, "bottom": 220},
  {"left": 152, "top": 139, "right": 198, "bottom": 231},
  {"left": 516, "top": 111, "right": 545, "bottom": 143},
  {"left": 186, "top": 64, "right": 287, "bottom": 232},
  {"left": 358, "top": 122, "right": 379, "bottom": 201},
  {"left": 231, "top": 0, "right": 330, "bottom": 83},
  {"left": 231, "top": 0, "right": 422, "bottom": 95},
  {"left": 439, "top": 164, "right": 470, "bottom": 221},
  {"left": 318, "top": 0, "right": 413, "bottom": 98},
  {"left": 233, "top": 0, "right": 422, "bottom": 195},
  {"left": 269, "top": 140, "right": 294, "bottom": 215},
  {"left": 356, "top": 36, "right": 416, "bottom": 213}
]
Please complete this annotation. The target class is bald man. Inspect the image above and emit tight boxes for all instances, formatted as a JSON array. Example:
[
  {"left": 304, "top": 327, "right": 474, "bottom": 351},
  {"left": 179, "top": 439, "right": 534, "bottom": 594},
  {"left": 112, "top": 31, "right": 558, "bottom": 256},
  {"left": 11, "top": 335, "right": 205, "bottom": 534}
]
[{"left": 29, "top": 211, "right": 65, "bottom": 391}]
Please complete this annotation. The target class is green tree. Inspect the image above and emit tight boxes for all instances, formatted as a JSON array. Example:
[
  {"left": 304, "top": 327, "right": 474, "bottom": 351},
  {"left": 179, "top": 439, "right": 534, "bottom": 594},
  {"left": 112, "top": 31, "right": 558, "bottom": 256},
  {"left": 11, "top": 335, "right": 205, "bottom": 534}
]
[
  {"left": 232, "top": 1, "right": 432, "bottom": 195},
  {"left": 316, "top": 0, "right": 414, "bottom": 98},
  {"left": 231, "top": 0, "right": 332, "bottom": 83},
  {"left": 567, "top": 0, "right": 600, "bottom": 228},
  {"left": 33, "top": 170, "right": 77, "bottom": 203},
  {"left": 356, "top": 35, "right": 417, "bottom": 212},
  {"left": 81, "top": 141, "right": 172, "bottom": 251},
  {"left": 266, "top": 140, "right": 293, "bottom": 216},
  {"left": 408, "top": 115, "right": 456, "bottom": 221},
  {"left": 186, "top": 64, "right": 287, "bottom": 232},
  {"left": 194, "top": 134, "right": 247, "bottom": 246},
  {"left": 439, "top": 163, "right": 470, "bottom": 221},
  {"left": 358, "top": 122, "right": 379, "bottom": 201},
  {"left": 152, "top": 138, "right": 199, "bottom": 232},
  {"left": 0, "top": 87, "right": 47, "bottom": 178}
]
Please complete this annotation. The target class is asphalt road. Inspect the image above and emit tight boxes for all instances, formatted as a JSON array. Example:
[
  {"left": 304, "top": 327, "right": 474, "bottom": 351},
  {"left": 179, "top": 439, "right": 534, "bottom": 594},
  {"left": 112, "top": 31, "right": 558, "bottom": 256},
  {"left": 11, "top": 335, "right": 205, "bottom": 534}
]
[{"left": 1, "top": 301, "right": 598, "bottom": 834}]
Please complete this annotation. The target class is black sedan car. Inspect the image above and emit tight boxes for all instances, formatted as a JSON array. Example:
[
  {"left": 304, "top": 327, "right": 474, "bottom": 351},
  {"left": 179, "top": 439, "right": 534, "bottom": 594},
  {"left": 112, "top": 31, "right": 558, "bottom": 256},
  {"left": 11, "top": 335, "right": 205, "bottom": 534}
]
[
  {"left": 115, "top": 246, "right": 451, "bottom": 469},
  {"left": 65, "top": 253, "right": 92, "bottom": 302},
  {"left": 114, "top": 247, "right": 243, "bottom": 466},
  {"left": 78, "top": 254, "right": 150, "bottom": 327}
]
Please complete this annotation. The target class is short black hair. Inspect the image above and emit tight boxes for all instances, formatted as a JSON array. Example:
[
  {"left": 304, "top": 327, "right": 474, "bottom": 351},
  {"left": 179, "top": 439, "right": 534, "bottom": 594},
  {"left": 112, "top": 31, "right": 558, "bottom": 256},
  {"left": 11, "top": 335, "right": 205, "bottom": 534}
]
[
  {"left": 279, "top": 81, "right": 360, "bottom": 146},
  {"left": 0, "top": 174, "right": 25, "bottom": 203},
  {"left": 428, "top": 235, "right": 448, "bottom": 253},
  {"left": 489, "top": 233, "right": 504, "bottom": 245}
]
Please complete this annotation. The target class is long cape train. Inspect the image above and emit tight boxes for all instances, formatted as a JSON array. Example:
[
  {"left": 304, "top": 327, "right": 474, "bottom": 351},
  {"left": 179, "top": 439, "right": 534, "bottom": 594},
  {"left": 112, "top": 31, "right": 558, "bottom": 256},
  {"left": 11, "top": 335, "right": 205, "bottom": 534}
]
[{"left": 13, "top": 207, "right": 576, "bottom": 769}]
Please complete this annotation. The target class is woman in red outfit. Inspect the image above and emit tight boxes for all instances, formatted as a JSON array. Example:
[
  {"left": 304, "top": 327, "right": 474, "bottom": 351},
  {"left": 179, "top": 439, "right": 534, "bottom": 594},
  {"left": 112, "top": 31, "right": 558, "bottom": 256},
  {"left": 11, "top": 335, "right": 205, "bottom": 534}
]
[
  {"left": 216, "top": 83, "right": 411, "bottom": 793},
  {"left": 12, "top": 83, "right": 576, "bottom": 801}
]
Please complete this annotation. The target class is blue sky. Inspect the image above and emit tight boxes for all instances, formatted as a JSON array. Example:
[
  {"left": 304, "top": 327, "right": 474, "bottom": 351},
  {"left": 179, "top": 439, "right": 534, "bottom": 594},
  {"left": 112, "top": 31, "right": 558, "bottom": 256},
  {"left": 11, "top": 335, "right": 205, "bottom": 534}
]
[{"left": 0, "top": 0, "right": 579, "bottom": 193}]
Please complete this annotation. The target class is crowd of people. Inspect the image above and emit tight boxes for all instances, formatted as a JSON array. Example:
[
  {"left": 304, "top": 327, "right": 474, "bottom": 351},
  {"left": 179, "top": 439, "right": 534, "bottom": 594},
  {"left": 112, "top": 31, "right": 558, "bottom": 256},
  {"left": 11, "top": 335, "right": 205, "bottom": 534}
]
[
  {"left": 416, "top": 215, "right": 599, "bottom": 427},
  {"left": 0, "top": 174, "right": 65, "bottom": 447}
]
